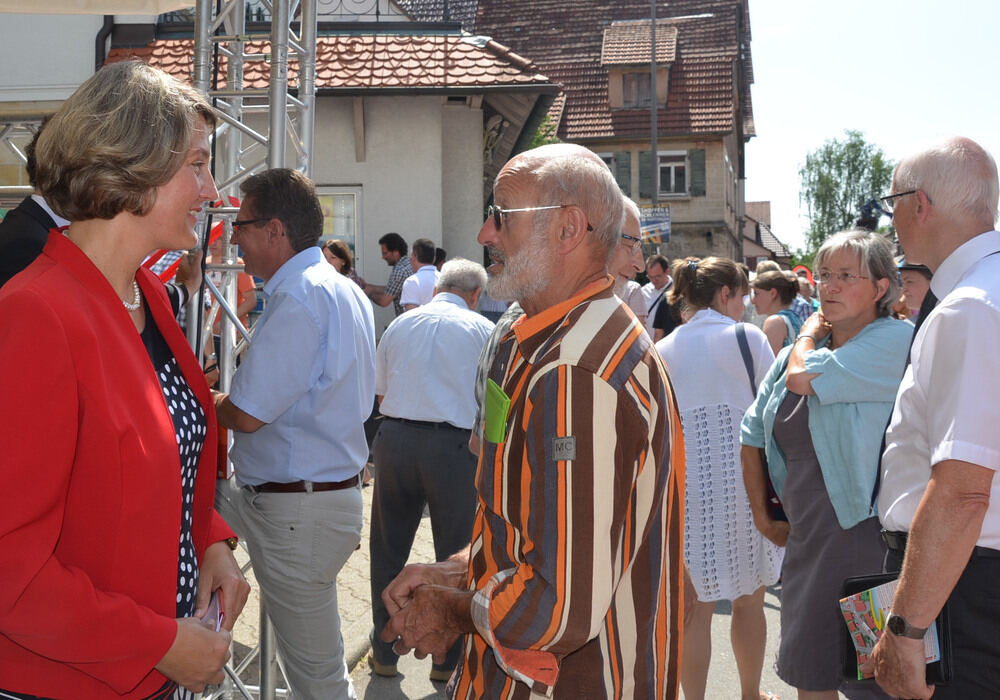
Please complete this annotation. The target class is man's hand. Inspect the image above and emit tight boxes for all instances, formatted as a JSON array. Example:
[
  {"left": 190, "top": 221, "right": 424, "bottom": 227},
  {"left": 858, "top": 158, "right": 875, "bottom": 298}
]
[
  {"left": 863, "top": 630, "right": 934, "bottom": 699},
  {"left": 194, "top": 541, "right": 250, "bottom": 631},
  {"left": 155, "top": 618, "right": 232, "bottom": 693},
  {"left": 382, "top": 558, "right": 468, "bottom": 615},
  {"left": 380, "top": 584, "right": 474, "bottom": 665}
]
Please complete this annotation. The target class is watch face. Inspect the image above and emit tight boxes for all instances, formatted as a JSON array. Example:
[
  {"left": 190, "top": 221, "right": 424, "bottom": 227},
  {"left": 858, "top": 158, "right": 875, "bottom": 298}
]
[{"left": 887, "top": 615, "right": 905, "bottom": 635}]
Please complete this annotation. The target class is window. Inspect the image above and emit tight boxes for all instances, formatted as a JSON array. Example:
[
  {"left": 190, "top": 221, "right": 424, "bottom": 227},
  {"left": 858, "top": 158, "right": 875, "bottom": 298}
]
[
  {"left": 317, "top": 186, "right": 361, "bottom": 265},
  {"left": 639, "top": 149, "right": 704, "bottom": 199},
  {"left": 623, "top": 72, "right": 652, "bottom": 108},
  {"left": 599, "top": 151, "right": 632, "bottom": 196},
  {"left": 658, "top": 152, "right": 687, "bottom": 196}
]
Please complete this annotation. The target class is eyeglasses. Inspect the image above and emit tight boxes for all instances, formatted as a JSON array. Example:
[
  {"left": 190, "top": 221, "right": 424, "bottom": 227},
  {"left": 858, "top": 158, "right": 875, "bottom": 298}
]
[
  {"left": 620, "top": 231, "right": 642, "bottom": 252},
  {"left": 232, "top": 217, "right": 268, "bottom": 232},
  {"left": 878, "top": 190, "right": 917, "bottom": 215},
  {"left": 486, "top": 204, "right": 593, "bottom": 231},
  {"left": 816, "top": 270, "right": 870, "bottom": 285}
]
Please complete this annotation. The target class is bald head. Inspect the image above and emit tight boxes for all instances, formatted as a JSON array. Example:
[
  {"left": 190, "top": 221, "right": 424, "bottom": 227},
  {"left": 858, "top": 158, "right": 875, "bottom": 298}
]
[
  {"left": 895, "top": 136, "right": 998, "bottom": 229},
  {"left": 503, "top": 143, "right": 625, "bottom": 256}
]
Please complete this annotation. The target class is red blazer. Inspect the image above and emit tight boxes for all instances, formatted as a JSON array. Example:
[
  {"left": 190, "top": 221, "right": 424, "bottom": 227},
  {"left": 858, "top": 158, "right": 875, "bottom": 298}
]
[{"left": 0, "top": 233, "right": 234, "bottom": 698}]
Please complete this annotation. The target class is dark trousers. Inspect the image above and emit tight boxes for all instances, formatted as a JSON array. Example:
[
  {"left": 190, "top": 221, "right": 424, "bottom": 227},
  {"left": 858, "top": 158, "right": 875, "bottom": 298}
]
[
  {"left": 885, "top": 547, "right": 1000, "bottom": 698},
  {"left": 369, "top": 418, "right": 479, "bottom": 671}
]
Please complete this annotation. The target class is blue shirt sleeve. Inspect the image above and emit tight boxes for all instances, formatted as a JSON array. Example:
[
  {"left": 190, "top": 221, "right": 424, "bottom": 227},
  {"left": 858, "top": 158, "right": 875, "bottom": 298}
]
[
  {"left": 804, "top": 319, "right": 911, "bottom": 405},
  {"left": 229, "top": 292, "right": 322, "bottom": 423}
]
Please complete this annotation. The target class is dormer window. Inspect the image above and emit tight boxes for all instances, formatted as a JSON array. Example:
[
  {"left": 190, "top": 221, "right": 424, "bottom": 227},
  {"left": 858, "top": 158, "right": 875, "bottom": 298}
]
[
  {"left": 622, "top": 72, "right": 651, "bottom": 108},
  {"left": 602, "top": 19, "right": 676, "bottom": 110}
]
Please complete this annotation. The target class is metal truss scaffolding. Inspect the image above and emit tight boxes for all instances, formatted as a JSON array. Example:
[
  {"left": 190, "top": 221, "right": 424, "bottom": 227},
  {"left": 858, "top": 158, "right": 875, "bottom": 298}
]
[{"left": 193, "top": 2, "right": 318, "bottom": 698}]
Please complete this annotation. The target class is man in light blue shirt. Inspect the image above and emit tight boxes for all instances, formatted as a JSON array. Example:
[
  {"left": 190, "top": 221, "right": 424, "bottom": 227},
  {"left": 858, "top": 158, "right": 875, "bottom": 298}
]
[
  {"left": 215, "top": 169, "right": 375, "bottom": 700},
  {"left": 368, "top": 258, "right": 494, "bottom": 683}
]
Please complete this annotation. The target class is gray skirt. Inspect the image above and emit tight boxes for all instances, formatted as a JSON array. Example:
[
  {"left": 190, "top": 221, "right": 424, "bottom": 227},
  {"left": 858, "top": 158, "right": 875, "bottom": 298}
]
[{"left": 772, "top": 392, "right": 889, "bottom": 697}]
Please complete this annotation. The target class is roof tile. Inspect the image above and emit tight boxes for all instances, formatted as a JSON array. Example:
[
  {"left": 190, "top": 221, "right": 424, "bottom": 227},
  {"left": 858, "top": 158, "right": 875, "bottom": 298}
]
[
  {"left": 107, "top": 33, "right": 554, "bottom": 92},
  {"left": 601, "top": 20, "right": 677, "bottom": 66},
  {"left": 476, "top": 0, "right": 753, "bottom": 140}
]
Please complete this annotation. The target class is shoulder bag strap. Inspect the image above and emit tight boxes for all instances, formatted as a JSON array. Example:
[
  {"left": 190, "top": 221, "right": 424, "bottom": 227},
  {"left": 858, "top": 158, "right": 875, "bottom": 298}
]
[{"left": 735, "top": 322, "right": 757, "bottom": 396}]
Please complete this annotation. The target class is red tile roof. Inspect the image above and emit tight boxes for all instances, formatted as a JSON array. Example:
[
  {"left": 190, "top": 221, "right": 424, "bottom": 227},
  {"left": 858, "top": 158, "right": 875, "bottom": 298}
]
[
  {"left": 601, "top": 20, "right": 677, "bottom": 66},
  {"left": 475, "top": 0, "right": 754, "bottom": 141},
  {"left": 106, "top": 33, "right": 554, "bottom": 92}
]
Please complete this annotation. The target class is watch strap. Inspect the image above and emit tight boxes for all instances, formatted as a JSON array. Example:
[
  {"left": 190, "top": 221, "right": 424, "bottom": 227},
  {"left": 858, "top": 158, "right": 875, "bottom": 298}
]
[{"left": 887, "top": 612, "right": 928, "bottom": 639}]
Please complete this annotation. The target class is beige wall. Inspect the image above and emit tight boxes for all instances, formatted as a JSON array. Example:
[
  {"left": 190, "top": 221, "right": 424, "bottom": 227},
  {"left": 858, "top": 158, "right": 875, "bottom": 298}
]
[
  {"left": 591, "top": 134, "right": 744, "bottom": 261},
  {"left": 305, "top": 95, "right": 485, "bottom": 332}
]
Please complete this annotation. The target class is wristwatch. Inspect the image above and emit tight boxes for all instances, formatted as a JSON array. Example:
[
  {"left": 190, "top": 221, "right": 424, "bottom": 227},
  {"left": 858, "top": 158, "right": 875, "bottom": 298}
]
[
  {"left": 886, "top": 612, "right": 928, "bottom": 639},
  {"left": 224, "top": 536, "right": 239, "bottom": 551}
]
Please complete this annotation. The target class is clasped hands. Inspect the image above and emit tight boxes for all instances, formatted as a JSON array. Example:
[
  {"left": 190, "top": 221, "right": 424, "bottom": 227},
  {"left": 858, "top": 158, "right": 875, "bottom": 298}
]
[{"left": 379, "top": 560, "right": 474, "bottom": 664}]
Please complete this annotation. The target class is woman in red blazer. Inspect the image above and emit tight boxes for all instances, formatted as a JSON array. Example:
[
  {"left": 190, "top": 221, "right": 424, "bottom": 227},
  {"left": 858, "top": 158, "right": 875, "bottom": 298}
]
[{"left": 0, "top": 61, "right": 249, "bottom": 698}]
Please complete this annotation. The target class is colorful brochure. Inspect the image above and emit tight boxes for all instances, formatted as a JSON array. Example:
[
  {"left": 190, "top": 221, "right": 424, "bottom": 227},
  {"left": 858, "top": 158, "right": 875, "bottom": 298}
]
[{"left": 839, "top": 578, "right": 940, "bottom": 680}]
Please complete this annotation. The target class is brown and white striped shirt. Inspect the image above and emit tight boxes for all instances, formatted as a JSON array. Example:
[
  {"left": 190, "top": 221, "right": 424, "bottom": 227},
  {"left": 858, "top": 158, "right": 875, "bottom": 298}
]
[{"left": 450, "top": 277, "right": 684, "bottom": 699}]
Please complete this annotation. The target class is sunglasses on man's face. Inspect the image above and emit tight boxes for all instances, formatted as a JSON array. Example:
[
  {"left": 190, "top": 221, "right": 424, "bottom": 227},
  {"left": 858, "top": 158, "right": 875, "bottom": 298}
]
[{"left": 485, "top": 204, "right": 593, "bottom": 231}]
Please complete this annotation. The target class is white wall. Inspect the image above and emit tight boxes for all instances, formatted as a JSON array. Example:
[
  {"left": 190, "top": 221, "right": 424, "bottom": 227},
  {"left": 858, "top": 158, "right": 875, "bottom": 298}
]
[
  {"left": 0, "top": 14, "right": 103, "bottom": 103},
  {"left": 306, "top": 94, "right": 484, "bottom": 332},
  {"left": 441, "top": 102, "right": 485, "bottom": 266}
]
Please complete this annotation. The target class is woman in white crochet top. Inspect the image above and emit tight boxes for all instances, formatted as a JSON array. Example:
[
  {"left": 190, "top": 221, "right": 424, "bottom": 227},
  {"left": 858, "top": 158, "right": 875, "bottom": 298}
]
[{"left": 656, "top": 256, "right": 784, "bottom": 700}]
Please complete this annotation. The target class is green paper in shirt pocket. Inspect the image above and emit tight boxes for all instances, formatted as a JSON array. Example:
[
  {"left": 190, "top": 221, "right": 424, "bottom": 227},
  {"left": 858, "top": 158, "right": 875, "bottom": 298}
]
[{"left": 484, "top": 378, "right": 511, "bottom": 443}]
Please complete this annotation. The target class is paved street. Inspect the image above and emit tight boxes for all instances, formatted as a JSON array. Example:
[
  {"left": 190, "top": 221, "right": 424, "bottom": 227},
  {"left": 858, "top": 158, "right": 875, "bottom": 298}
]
[{"left": 226, "top": 479, "right": 851, "bottom": 699}]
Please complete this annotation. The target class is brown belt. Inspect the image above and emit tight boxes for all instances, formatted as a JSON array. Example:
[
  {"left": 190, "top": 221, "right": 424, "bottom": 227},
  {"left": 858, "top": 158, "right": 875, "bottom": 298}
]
[{"left": 246, "top": 476, "right": 359, "bottom": 493}]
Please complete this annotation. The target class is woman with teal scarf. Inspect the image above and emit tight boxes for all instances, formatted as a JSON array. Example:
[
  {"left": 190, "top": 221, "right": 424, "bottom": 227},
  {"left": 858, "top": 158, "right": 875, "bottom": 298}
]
[{"left": 741, "top": 230, "right": 912, "bottom": 700}]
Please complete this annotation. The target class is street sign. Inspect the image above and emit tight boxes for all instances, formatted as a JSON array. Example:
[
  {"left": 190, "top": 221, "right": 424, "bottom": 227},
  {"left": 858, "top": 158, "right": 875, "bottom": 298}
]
[{"left": 640, "top": 205, "right": 671, "bottom": 243}]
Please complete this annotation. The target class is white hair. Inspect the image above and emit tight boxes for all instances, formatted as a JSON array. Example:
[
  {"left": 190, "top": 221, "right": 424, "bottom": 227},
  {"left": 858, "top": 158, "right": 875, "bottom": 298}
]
[
  {"left": 895, "top": 136, "right": 999, "bottom": 225},
  {"left": 437, "top": 258, "right": 487, "bottom": 293},
  {"left": 516, "top": 143, "right": 626, "bottom": 254}
]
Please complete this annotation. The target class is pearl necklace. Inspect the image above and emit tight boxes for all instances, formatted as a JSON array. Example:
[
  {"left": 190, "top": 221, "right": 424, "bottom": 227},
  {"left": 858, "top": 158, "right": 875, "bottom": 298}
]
[{"left": 122, "top": 279, "right": 141, "bottom": 312}]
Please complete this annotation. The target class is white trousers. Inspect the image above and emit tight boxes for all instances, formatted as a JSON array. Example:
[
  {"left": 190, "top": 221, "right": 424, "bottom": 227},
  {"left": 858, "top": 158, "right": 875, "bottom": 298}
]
[{"left": 234, "top": 484, "right": 363, "bottom": 700}]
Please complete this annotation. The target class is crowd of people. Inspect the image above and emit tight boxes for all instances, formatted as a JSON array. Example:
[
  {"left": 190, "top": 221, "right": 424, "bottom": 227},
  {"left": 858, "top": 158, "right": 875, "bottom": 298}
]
[{"left": 2, "top": 59, "right": 1000, "bottom": 700}]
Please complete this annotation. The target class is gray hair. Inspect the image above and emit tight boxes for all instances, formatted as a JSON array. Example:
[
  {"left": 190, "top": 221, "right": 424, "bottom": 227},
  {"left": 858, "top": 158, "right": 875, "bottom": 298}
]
[
  {"left": 516, "top": 144, "right": 625, "bottom": 254},
  {"left": 437, "top": 258, "right": 487, "bottom": 293},
  {"left": 814, "top": 229, "right": 900, "bottom": 318},
  {"left": 623, "top": 197, "right": 641, "bottom": 227},
  {"left": 894, "top": 137, "right": 999, "bottom": 225}
]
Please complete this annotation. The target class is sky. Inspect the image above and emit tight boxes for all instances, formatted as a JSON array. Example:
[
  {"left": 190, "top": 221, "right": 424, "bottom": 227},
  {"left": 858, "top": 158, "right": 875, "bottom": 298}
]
[{"left": 744, "top": 0, "right": 1000, "bottom": 253}]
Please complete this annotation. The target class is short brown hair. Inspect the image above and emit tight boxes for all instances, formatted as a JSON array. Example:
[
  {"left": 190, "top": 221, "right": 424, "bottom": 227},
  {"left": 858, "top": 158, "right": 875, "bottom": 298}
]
[
  {"left": 35, "top": 60, "right": 215, "bottom": 221},
  {"left": 750, "top": 269, "right": 799, "bottom": 305},
  {"left": 240, "top": 169, "right": 323, "bottom": 252}
]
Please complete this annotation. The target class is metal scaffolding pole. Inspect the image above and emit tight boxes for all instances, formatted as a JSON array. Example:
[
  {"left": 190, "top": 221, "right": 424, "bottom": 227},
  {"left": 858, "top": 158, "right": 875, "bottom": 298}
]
[{"left": 190, "top": 1, "right": 319, "bottom": 697}]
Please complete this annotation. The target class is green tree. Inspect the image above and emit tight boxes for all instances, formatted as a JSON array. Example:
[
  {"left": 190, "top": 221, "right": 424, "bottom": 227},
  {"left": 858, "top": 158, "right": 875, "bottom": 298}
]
[
  {"left": 530, "top": 114, "right": 560, "bottom": 148},
  {"left": 799, "top": 130, "right": 894, "bottom": 253},
  {"left": 790, "top": 248, "right": 815, "bottom": 272}
]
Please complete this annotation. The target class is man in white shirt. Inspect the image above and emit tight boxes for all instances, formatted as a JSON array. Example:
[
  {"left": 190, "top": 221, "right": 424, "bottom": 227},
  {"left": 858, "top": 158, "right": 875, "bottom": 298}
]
[
  {"left": 641, "top": 253, "right": 671, "bottom": 337},
  {"left": 869, "top": 137, "right": 1000, "bottom": 700},
  {"left": 368, "top": 258, "right": 494, "bottom": 682},
  {"left": 400, "top": 237, "right": 440, "bottom": 311}
]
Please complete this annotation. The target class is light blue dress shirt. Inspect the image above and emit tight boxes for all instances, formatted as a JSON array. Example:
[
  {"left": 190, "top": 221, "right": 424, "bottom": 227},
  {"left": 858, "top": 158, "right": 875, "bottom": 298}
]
[
  {"left": 229, "top": 247, "right": 376, "bottom": 486},
  {"left": 740, "top": 316, "right": 911, "bottom": 529}
]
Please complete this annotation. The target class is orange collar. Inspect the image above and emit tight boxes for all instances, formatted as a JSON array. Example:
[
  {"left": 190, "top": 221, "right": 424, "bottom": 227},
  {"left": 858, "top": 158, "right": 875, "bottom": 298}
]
[{"left": 512, "top": 275, "right": 613, "bottom": 345}]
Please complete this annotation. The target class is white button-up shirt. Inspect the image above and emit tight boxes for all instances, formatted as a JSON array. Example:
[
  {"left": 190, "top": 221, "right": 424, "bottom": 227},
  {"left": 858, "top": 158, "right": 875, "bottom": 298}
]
[
  {"left": 879, "top": 230, "right": 1000, "bottom": 548},
  {"left": 376, "top": 291, "right": 494, "bottom": 429}
]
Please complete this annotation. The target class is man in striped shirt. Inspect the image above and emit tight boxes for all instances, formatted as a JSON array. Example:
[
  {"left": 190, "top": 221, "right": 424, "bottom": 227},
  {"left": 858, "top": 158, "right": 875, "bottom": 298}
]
[{"left": 380, "top": 143, "right": 684, "bottom": 699}]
